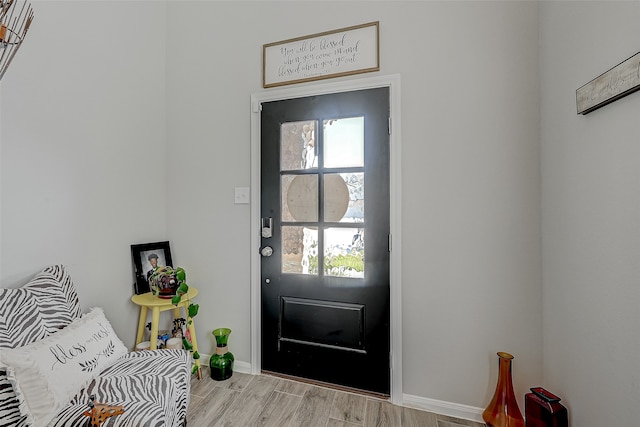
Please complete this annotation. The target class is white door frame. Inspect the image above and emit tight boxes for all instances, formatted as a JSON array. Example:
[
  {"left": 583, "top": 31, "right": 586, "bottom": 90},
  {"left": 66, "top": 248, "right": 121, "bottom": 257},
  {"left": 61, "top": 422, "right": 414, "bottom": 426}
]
[{"left": 250, "top": 74, "right": 403, "bottom": 404}]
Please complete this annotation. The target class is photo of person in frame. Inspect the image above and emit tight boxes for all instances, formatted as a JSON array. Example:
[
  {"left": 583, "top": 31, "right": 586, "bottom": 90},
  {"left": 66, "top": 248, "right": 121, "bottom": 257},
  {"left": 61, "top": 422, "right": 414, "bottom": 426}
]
[
  {"left": 143, "top": 251, "right": 166, "bottom": 281},
  {"left": 131, "top": 241, "right": 173, "bottom": 295}
]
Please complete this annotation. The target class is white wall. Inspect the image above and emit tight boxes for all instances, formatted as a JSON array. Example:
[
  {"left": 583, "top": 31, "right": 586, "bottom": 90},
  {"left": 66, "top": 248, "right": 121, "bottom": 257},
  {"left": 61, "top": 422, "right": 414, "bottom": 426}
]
[
  {"left": 165, "top": 0, "right": 541, "bottom": 413},
  {"left": 540, "top": 2, "right": 640, "bottom": 426},
  {"left": 0, "top": 1, "right": 168, "bottom": 346},
  {"left": 2, "top": 0, "right": 543, "bottom": 419}
]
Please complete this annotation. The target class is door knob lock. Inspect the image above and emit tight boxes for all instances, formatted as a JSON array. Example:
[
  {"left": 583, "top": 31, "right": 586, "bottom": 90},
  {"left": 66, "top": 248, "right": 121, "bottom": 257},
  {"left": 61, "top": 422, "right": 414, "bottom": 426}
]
[{"left": 260, "top": 246, "right": 273, "bottom": 257}]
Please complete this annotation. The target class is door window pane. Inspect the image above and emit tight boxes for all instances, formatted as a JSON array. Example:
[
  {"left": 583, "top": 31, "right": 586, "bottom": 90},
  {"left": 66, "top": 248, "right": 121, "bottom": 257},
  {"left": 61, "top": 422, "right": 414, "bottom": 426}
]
[
  {"left": 323, "top": 174, "right": 349, "bottom": 222},
  {"left": 324, "top": 173, "right": 364, "bottom": 223},
  {"left": 282, "top": 174, "right": 318, "bottom": 222},
  {"left": 281, "top": 121, "right": 317, "bottom": 171},
  {"left": 282, "top": 226, "right": 318, "bottom": 275},
  {"left": 324, "top": 117, "right": 364, "bottom": 168},
  {"left": 324, "top": 228, "right": 364, "bottom": 278}
]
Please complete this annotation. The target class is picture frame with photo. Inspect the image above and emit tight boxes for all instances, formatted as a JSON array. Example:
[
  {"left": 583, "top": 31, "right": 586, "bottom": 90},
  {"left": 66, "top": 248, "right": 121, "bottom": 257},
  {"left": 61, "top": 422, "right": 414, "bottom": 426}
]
[{"left": 131, "top": 241, "right": 173, "bottom": 295}]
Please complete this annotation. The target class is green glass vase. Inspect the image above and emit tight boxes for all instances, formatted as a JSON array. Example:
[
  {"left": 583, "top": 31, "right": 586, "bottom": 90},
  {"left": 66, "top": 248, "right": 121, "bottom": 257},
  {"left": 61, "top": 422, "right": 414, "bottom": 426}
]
[{"left": 210, "top": 328, "right": 234, "bottom": 381}]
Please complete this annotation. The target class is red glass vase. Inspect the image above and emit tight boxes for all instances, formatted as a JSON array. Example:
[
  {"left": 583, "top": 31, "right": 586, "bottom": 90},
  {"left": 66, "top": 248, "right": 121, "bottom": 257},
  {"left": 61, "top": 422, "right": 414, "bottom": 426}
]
[{"left": 483, "top": 352, "right": 525, "bottom": 427}]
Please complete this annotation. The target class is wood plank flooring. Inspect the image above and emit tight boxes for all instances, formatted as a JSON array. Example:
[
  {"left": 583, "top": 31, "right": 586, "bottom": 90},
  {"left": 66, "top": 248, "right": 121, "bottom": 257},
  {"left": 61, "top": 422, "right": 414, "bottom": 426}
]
[{"left": 188, "top": 368, "right": 486, "bottom": 427}]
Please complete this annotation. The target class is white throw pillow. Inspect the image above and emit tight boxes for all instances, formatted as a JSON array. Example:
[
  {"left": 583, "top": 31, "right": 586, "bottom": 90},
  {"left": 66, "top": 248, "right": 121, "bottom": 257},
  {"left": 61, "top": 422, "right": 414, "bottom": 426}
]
[{"left": 0, "top": 307, "right": 128, "bottom": 427}]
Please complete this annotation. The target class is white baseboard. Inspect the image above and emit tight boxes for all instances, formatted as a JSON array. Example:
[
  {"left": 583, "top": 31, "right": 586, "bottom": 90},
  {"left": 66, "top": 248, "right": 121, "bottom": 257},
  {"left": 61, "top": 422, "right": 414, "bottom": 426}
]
[
  {"left": 200, "top": 355, "right": 252, "bottom": 375},
  {"left": 233, "top": 360, "right": 252, "bottom": 374},
  {"left": 402, "top": 394, "right": 485, "bottom": 424}
]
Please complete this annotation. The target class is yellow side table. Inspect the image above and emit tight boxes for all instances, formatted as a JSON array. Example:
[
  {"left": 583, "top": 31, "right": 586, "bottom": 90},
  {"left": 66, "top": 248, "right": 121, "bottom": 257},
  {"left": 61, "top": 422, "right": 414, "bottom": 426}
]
[{"left": 131, "top": 287, "right": 201, "bottom": 379}]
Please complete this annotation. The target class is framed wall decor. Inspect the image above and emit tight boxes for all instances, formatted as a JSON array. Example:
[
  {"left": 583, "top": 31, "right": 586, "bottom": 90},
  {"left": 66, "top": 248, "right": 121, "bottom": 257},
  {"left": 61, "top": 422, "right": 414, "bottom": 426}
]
[
  {"left": 576, "top": 51, "right": 640, "bottom": 114},
  {"left": 263, "top": 21, "right": 379, "bottom": 88},
  {"left": 131, "top": 241, "right": 173, "bottom": 295}
]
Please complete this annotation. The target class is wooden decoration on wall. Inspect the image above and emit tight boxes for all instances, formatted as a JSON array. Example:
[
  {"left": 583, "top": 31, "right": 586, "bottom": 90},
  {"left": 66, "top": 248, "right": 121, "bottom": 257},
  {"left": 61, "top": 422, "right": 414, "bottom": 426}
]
[
  {"left": 0, "top": 0, "right": 34, "bottom": 81},
  {"left": 576, "top": 51, "right": 640, "bottom": 115},
  {"left": 263, "top": 22, "right": 379, "bottom": 88}
]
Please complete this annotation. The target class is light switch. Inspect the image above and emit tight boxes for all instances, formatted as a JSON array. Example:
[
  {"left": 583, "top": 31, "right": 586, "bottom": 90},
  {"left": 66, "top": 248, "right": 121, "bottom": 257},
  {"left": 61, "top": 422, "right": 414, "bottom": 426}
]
[{"left": 234, "top": 187, "right": 250, "bottom": 204}]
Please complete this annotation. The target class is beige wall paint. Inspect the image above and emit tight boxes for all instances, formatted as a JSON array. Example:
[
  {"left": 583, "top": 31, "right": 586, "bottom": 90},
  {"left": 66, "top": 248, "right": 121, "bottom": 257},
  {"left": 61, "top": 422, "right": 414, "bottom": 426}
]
[
  {"left": 9, "top": 0, "right": 627, "bottom": 419},
  {"left": 540, "top": 2, "right": 640, "bottom": 426},
  {"left": 165, "top": 0, "right": 541, "bottom": 411},
  {"left": 1, "top": 1, "right": 168, "bottom": 345}
]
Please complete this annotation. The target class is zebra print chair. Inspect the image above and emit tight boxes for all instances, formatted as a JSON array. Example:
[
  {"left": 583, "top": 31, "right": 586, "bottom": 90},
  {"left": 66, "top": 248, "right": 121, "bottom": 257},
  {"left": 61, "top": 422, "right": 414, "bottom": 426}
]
[{"left": 0, "top": 265, "right": 191, "bottom": 427}]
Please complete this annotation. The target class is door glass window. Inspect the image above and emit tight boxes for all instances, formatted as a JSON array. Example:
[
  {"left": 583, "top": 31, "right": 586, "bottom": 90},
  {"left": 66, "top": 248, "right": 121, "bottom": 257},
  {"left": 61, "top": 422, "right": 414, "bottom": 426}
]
[
  {"left": 282, "top": 226, "right": 318, "bottom": 275},
  {"left": 282, "top": 174, "right": 318, "bottom": 222},
  {"left": 324, "top": 228, "right": 364, "bottom": 278},
  {"left": 324, "top": 117, "right": 364, "bottom": 168},
  {"left": 281, "top": 120, "right": 317, "bottom": 171},
  {"left": 280, "top": 117, "right": 366, "bottom": 277},
  {"left": 324, "top": 173, "right": 364, "bottom": 223}
]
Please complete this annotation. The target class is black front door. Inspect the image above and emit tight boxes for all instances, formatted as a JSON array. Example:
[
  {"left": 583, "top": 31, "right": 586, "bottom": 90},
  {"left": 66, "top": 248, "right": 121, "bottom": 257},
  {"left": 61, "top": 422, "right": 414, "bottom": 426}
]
[{"left": 260, "top": 87, "right": 390, "bottom": 395}]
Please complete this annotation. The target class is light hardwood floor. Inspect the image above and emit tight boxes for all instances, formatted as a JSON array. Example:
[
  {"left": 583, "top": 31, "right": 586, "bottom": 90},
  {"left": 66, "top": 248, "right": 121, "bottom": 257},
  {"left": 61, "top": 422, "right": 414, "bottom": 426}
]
[{"left": 188, "top": 368, "right": 486, "bottom": 427}]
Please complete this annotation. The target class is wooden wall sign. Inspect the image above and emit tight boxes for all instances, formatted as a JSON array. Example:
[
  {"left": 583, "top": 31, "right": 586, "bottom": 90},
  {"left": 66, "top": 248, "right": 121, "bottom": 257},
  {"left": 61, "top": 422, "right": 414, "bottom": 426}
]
[
  {"left": 576, "top": 51, "right": 640, "bottom": 114},
  {"left": 263, "top": 22, "right": 379, "bottom": 88}
]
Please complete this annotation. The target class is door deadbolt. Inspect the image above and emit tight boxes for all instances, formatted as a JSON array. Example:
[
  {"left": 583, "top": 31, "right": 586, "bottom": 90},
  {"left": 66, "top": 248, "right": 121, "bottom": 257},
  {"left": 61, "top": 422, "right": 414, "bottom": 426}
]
[
  {"left": 260, "top": 246, "right": 273, "bottom": 257},
  {"left": 261, "top": 217, "right": 273, "bottom": 238}
]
